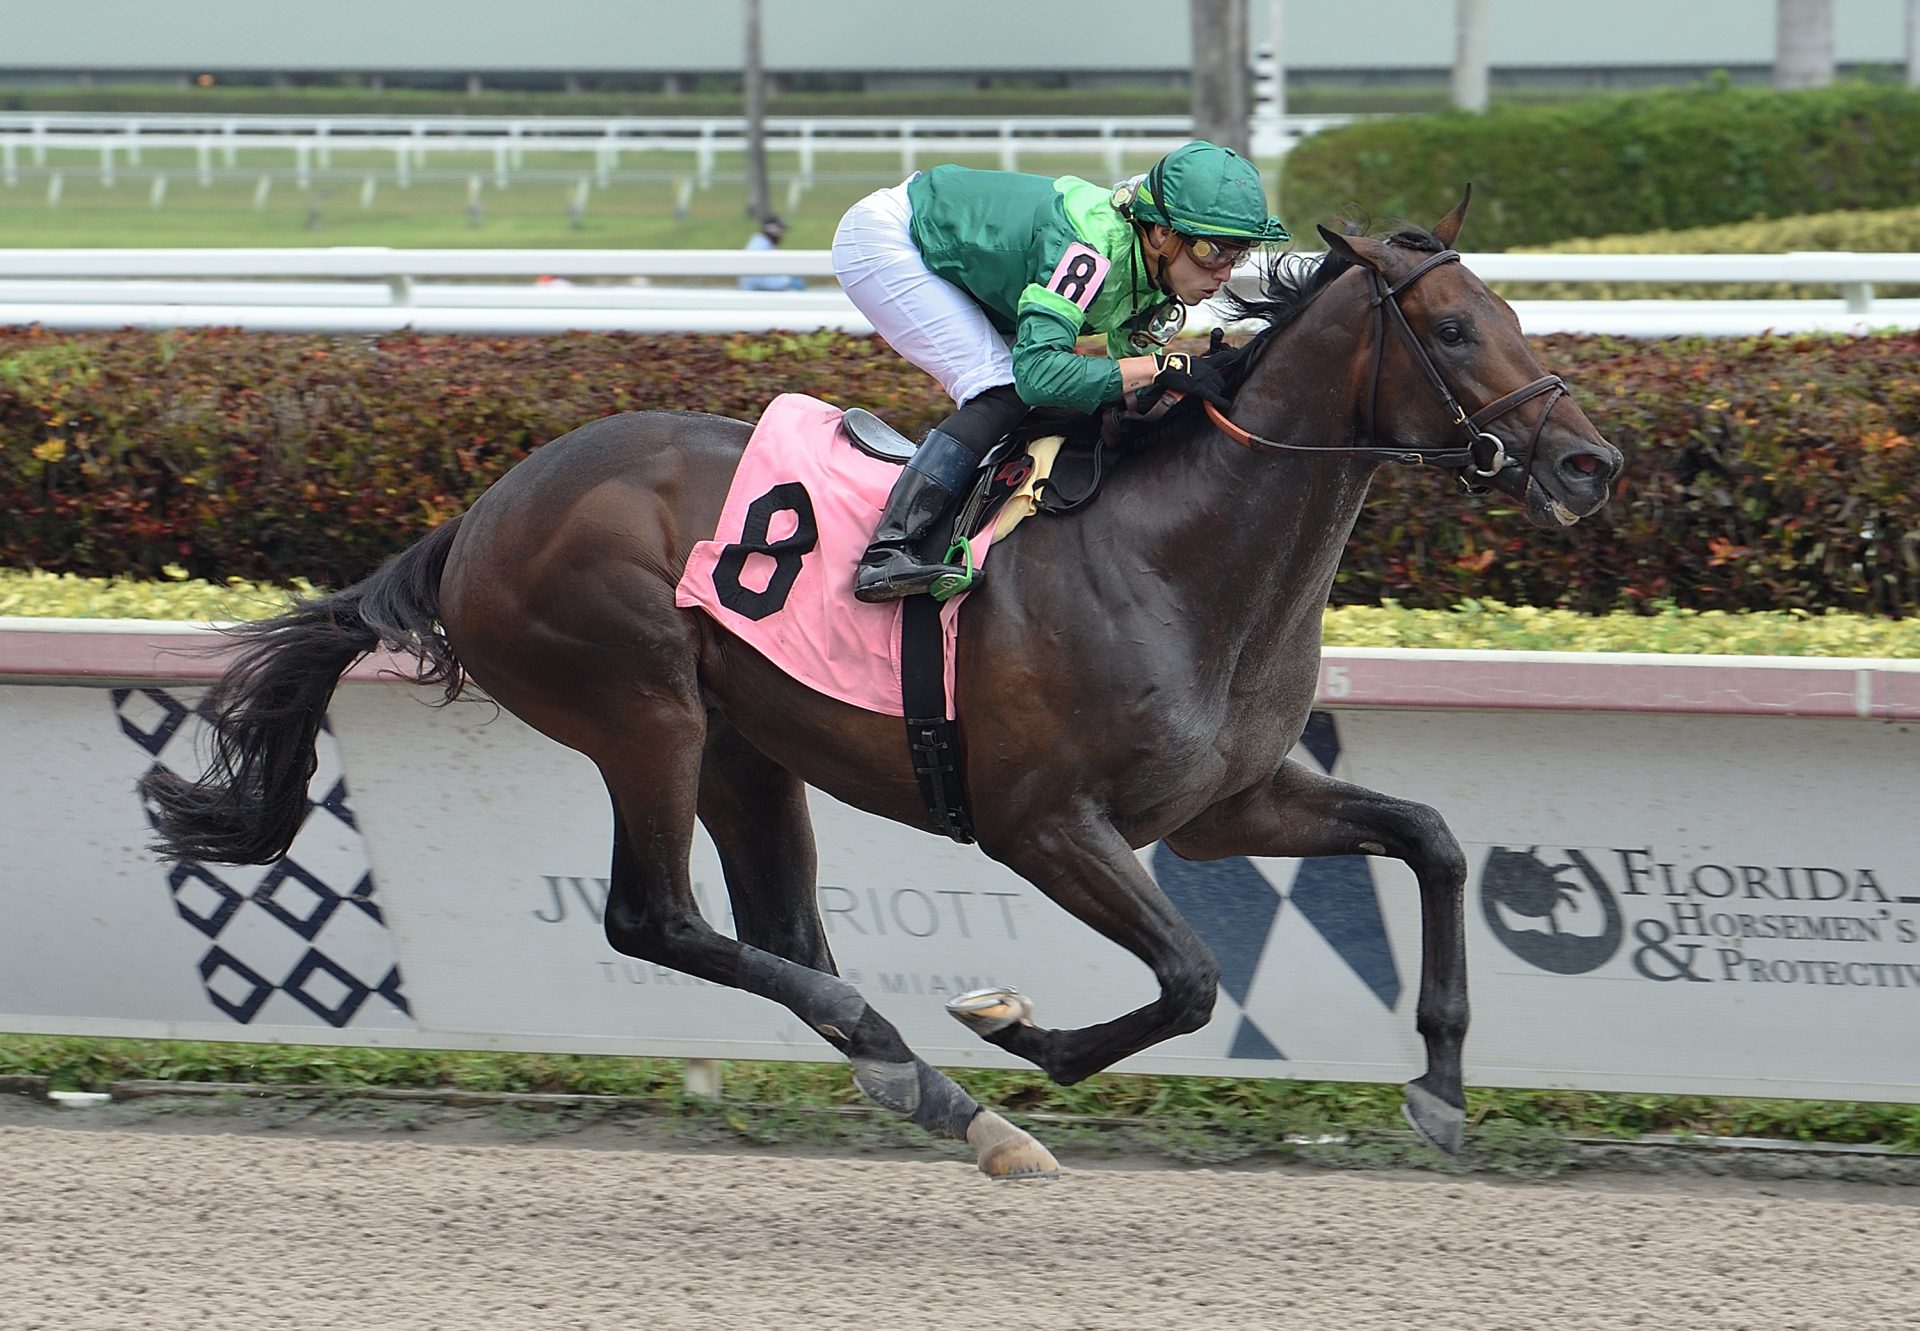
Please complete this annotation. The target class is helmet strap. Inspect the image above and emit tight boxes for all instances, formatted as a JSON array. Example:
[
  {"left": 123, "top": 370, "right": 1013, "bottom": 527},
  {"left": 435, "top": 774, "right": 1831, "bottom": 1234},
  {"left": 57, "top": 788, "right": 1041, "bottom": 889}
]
[{"left": 1134, "top": 221, "right": 1178, "bottom": 296}]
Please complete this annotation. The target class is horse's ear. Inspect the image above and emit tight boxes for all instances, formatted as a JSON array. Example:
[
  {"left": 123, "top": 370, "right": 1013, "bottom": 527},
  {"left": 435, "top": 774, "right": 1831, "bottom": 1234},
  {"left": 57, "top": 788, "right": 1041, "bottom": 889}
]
[
  {"left": 1431, "top": 184, "right": 1472, "bottom": 248},
  {"left": 1317, "top": 224, "right": 1390, "bottom": 272}
]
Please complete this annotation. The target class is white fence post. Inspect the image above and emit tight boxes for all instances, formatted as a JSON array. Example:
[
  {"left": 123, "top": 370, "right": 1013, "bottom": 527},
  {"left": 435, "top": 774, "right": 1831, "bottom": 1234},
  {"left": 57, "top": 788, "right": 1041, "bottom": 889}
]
[{"left": 683, "top": 1059, "right": 723, "bottom": 1101}]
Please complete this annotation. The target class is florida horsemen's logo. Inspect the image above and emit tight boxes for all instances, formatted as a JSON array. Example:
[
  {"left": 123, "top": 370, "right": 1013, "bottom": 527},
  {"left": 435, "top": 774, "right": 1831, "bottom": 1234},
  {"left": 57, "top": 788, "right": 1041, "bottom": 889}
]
[
  {"left": 1477, "top": 843, "right": 1919, "bottom": 988},
  {"left": 1478, "top": 847, "right": 1624, "bottom": 974}
]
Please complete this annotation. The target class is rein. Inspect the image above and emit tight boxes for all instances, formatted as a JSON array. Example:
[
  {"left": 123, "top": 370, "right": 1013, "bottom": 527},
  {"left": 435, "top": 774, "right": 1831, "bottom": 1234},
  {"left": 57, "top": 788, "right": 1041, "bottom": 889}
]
[{"left": 1202, "top": 249, "right": 1568, "bottom": 492}]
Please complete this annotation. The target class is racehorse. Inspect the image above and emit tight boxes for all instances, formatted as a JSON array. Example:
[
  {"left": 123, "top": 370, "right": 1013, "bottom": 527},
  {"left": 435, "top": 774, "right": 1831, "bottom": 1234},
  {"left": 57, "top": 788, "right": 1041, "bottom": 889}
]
[{"left": 144, "top": 193, "right": 1622, "bottom": 1178}]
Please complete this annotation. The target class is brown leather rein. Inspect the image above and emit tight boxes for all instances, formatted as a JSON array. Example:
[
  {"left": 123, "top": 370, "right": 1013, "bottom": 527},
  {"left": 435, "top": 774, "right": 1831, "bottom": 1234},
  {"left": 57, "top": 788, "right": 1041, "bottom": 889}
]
[{"left": 1201, "top": 249, "right": 1568, "bottom": 492}]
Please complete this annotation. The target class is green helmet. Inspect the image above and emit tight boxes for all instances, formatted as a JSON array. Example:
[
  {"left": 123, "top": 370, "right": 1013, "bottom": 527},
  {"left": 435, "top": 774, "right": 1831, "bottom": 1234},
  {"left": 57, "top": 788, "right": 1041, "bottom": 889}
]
[{"left": 1128, "top": 141, "right": 1290, "bottom": 243}]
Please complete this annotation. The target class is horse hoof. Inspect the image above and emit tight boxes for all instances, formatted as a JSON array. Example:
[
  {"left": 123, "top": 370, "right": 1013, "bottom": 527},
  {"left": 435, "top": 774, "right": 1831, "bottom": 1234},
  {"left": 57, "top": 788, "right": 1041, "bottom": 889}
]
[
  {"left": 946, "top": 987, "right": 1035, "bottom": 1037},
  {"left": 1402, "top": 1082, "right": 1466, "bottom": 1156},
  {"left": 966, "top": 1109, "right": 1060, "bottom": 1180}
]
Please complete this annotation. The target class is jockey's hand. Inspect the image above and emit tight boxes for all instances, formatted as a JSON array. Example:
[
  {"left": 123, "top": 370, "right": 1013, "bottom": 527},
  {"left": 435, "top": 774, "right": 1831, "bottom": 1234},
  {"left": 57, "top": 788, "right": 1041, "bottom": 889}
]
[{"left": 1150, "top": 351, "right": 1232, "bottom": 410}]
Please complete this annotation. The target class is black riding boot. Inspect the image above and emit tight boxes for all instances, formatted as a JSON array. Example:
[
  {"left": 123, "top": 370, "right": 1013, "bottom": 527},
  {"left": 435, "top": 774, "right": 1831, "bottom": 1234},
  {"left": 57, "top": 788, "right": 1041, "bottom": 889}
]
[{"left": 853, "top": 427, "right": 979, "bottom": 603}]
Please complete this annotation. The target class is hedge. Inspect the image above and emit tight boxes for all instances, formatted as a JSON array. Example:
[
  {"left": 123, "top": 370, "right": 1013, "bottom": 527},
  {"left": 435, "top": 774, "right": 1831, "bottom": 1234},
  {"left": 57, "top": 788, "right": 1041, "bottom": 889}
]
[
  {"left": 1280, "top": 83, "right": 1920, "bottom": 253},
  {"left": 1, "top": 325, "right": 1917, "bottom": 615}
]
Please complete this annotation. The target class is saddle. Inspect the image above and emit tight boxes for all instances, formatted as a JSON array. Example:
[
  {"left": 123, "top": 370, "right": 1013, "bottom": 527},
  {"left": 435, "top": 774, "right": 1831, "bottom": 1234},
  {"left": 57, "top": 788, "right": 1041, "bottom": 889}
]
[{"left": 840, "top": 406, "right": 1116, "bottom": 555}]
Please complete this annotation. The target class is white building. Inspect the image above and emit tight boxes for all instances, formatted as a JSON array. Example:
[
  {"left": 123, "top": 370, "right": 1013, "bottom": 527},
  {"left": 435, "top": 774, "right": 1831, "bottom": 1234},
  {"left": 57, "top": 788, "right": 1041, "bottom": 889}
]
[{"left": 3, "top": 0, "right": 1914, "bottom": 93}]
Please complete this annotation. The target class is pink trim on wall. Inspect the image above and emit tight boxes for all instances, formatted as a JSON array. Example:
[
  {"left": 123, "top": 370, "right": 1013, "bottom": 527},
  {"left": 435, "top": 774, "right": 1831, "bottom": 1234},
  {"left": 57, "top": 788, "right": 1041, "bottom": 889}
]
[
  {"left": 1315, "top": 651, "right": 1920, "bottom": 720},
  {"left": 0, "top": 624, "right": 415, "bottom": 686}
]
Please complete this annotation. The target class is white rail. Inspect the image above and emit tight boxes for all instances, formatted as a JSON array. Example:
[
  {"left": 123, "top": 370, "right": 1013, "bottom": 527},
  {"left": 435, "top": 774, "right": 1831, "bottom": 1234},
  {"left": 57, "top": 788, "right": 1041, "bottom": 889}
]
[
  {"left": 6, "top": 247, "right": 1918, "bottom": 284},
  {"left": 0, "top": 112, "right": 1352, "bottom": 184},
  {"left": 0, "top": 110, "right": 1355, "bottom": 143},
  {"left": 0, "top": 248, "right": 1916, "bottom": 338}
]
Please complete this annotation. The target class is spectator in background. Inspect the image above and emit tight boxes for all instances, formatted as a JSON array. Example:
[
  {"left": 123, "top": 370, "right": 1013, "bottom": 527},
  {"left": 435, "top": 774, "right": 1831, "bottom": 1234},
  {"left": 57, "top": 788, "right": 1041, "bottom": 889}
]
[{"left": 740, "top": 216, "right": 807, "bottom": 292}]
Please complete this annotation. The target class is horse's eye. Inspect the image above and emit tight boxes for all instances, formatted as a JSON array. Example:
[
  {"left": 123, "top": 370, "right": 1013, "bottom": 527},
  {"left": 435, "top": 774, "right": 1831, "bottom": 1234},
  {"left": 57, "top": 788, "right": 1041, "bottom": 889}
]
[{"left": 1436, "top": 321, "right": 1467, "bottom": 345}]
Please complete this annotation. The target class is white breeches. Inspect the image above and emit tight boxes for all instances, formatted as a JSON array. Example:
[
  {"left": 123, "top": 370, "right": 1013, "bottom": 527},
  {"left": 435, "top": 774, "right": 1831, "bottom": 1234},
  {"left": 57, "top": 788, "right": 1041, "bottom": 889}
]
[{"left": 831, "top": 179, "right": 1015, "bottom": 409}]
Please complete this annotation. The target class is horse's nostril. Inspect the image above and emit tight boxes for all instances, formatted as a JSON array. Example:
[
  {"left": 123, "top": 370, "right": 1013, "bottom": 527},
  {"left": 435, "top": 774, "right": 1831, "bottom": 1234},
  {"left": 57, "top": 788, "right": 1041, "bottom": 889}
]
[{"left": 1566, "top": 452, "right": 1603, "bottom": 477}]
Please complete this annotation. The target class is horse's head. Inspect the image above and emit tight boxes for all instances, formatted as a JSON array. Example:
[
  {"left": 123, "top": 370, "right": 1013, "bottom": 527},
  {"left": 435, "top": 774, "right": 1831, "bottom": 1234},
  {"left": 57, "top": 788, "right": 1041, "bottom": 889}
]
[{"left": 1312, "top": 190, "right": 1623, "bottom": 528}]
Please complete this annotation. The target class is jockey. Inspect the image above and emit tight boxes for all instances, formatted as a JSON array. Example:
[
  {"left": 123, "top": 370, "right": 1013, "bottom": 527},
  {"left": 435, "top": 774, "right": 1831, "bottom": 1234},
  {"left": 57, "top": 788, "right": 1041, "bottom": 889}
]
[{"left": 832, "top": 140, "right": 1290, "bottom": 602}]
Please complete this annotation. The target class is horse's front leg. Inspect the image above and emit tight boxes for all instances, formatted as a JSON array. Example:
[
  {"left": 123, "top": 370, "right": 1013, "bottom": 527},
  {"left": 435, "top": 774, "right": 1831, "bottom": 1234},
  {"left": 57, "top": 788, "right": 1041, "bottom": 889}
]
[
  {"left": 961, "top": 814, "right": 1222, "bottom": 1087},
  {"left": 1164, "top": 757, "right": 1470, "bottom": 1155}
]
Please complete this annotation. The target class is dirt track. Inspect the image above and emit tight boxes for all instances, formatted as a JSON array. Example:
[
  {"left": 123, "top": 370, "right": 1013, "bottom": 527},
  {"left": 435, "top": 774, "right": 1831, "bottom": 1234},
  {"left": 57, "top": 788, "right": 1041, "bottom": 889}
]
[{"left": 4, "top": 1100, "right": 1918, "bottom": 1331}]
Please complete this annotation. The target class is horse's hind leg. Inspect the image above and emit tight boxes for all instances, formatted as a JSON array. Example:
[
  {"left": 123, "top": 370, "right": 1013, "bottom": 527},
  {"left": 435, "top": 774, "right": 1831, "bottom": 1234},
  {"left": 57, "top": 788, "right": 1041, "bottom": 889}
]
[
  {"left": 696, "top": 722, "right": 833, "bottom": 974},
  {"left": 602, "top": 731, "right": 1057, "bottom": 1178},
  {"left": 1164, "top": 757, "right": 1470, "bottom": 1155}
]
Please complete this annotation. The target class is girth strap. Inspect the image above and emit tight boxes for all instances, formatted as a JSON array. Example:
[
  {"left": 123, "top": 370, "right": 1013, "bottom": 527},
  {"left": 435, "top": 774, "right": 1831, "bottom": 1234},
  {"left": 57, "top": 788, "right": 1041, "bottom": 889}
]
[{"left": 899, "top": 586, "right": 975, "bottom": 844}]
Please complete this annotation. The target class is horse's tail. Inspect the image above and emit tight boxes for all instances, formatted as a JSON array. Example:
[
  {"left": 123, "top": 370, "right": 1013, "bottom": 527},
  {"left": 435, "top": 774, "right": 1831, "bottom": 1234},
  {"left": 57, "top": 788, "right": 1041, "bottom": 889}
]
[{"left": 141, "top": 516, "right": 468, "bottom": 866}]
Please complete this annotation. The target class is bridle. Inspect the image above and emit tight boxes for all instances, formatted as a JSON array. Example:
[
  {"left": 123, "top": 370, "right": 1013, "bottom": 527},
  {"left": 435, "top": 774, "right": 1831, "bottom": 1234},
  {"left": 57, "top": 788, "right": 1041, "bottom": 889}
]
[{"left": 1202, "top": 249, "right": 1569, "bottom": 493}]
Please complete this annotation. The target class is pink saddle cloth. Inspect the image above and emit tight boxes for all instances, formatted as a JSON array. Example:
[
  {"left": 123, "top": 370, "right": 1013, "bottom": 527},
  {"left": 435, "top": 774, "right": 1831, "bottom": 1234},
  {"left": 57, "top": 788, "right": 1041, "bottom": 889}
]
[{"left": 674, "top": 393, "right": 994, "bottom": 719}]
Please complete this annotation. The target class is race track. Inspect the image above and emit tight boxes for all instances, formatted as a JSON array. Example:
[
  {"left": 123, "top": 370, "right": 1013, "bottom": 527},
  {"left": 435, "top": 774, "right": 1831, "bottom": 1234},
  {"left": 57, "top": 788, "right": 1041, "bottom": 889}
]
[{"left": 4, "top": 1108, "right": 1918, "bottom": 1330}]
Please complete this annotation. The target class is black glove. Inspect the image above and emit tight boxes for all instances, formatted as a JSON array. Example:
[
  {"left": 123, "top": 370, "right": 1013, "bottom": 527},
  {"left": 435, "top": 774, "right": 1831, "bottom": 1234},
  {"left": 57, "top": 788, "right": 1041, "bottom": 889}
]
[{"left": 1150, "top": 351, "right": 1232, "bottom": 410}]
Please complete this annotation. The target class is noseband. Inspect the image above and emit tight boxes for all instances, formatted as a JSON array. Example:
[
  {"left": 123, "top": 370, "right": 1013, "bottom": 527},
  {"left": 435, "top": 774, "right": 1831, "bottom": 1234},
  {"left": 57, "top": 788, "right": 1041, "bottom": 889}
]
[{"left": 1203, "top": 249, "right": 1568, "bottom": 492}]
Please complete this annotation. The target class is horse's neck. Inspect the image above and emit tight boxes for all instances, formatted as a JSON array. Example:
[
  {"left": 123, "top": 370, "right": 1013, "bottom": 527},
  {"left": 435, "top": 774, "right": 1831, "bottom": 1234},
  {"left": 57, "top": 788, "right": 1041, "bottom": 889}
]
[
  {"left": 1126, "top": 308, "right": 1382, "bottom": 639},
  {"left": 1057, "top": 430, "right": 1368, "bottom": 716}
]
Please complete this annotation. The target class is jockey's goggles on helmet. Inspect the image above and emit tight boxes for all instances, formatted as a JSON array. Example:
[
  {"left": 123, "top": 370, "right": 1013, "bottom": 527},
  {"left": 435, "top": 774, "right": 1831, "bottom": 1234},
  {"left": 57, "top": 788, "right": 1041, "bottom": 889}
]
[{"left": 1180, "top": 234, "right": 1255, "bottom": 270}]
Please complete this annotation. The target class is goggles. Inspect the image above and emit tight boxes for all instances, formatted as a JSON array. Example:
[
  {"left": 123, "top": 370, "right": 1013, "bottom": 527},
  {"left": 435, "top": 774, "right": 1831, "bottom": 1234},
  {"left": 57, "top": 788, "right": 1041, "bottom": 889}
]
[
  {"left": 1126, "top": 300, "right": 1189, "bottom": 351},
  {"left": 1181, "top": 234, "right": 1256, "bottom": 271}
]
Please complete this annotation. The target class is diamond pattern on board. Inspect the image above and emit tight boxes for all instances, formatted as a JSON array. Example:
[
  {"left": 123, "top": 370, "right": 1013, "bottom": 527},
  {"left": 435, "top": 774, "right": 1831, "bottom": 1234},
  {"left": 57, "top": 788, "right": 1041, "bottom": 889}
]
[
  {"left": 113, "top": 688, "right": 194, "bottom": 756},
  {"left": 313, "top": 775, "right": 360, "bottom": 832},
  {"left": 198, "top": 947, "right": 275, "bottom": 1023},
  {"left": 252, "top": 860, "right": 341, "bottom": 941},
  {"left": 1288, "top": 855, "right": 1402, "bottom": 1010},
  {"left": 344, "top": 872, "right": 384, "bottom": 923},
  {"left": 1150, "top": 844, "right": 1279, "bottom": 1006},
  {"left": 123, "top": 688, "right": 414, "bottom": 1032},
  {"left": 167, "top": 863, "right": 245, "bottom": 939},
  {"left": 1144, "top": 710, "right": 1399, "bottom": 1061},
  {"left": 282, "top": 949, "right": 373, "bottom": 1027},
  {"left": 1228, "top": 1015, "right": 1284, "bottom": 1061}
]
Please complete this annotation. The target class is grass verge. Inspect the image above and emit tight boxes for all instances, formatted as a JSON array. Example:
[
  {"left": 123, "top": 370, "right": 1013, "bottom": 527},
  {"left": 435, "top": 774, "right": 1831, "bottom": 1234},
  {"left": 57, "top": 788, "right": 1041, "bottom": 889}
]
[{"left": 4, "top": 1036, "right": 1917, "bottom": 1165}]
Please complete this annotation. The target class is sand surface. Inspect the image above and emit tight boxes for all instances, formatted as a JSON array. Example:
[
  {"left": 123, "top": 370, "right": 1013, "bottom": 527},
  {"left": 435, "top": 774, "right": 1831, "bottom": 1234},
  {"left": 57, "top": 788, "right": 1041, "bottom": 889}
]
[{"left": 3, "top": 1102, "right": 1918, "bottom": 1331}]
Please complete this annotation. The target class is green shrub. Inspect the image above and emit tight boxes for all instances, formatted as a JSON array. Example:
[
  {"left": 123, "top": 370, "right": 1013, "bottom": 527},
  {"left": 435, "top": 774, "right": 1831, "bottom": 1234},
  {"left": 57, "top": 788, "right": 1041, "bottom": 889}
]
[{"left": 1280, "top": 83, "right": 1920, "bottom": 252}]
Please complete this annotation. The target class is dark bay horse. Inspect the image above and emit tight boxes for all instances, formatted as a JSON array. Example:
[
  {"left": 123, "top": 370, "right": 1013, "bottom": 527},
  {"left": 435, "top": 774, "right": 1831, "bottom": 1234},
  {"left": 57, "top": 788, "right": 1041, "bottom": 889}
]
[{"left": 145, "top": 194, "right": 1622, "bottom": 1178}]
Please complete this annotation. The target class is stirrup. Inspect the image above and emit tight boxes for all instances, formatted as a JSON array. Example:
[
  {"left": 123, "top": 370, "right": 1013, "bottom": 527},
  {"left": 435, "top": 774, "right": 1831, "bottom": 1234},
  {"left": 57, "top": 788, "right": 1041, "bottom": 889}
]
[{"left": 928, "top": 538, "right": 978, "bottom": 602}]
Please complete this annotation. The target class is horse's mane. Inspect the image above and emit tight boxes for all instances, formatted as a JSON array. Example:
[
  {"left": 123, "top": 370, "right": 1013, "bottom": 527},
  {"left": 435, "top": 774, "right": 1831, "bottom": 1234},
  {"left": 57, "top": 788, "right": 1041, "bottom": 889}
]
[
  {"left": 1012, "top": 221, "right": 1446, "bottom": 454},
  {"left": 1213, "top": 221, "right": 1446, "bottom": 391}
]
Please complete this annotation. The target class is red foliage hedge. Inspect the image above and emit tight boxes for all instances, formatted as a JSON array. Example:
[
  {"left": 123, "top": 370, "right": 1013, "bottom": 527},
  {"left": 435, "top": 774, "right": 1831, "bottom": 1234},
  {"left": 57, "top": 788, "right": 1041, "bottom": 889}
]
[{"left": 1, "top": 325, "right": 1916, "bottom": 615}]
